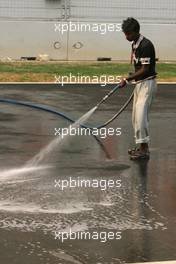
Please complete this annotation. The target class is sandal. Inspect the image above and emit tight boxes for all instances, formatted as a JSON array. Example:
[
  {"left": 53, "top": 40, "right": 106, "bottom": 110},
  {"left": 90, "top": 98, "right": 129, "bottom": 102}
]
[
  {"left": 130, "top": 151, "right": 150, "bottom": 160},
  {"left": 128, "top": 146, "right": 140, "bottom": 155}
]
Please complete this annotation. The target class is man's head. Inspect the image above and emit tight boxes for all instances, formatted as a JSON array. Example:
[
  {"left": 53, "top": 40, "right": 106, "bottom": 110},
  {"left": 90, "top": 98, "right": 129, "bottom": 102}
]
[{"left": 122, "top": 17, "right": 140, "bottom": 42}]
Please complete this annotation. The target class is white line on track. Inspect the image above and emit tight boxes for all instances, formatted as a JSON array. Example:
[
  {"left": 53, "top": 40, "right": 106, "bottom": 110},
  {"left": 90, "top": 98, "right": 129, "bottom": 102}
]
[
  {"left": 0, "top": 82, "right": 176, "bottom": 85},
  {"left": 128, "top": 261, "right": 176, "bottom": 264}
]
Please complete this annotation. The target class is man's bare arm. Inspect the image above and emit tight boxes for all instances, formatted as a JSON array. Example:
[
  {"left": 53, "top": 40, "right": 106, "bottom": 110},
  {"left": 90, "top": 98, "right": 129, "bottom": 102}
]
[{"left": 126, "top": 64, "right": 150, "bottom": 82}]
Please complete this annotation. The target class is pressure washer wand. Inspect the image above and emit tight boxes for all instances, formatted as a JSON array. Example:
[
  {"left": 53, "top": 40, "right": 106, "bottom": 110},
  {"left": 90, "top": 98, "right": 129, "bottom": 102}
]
[{"left": 95, "top": 84, "right": 121, "bottom": 109}]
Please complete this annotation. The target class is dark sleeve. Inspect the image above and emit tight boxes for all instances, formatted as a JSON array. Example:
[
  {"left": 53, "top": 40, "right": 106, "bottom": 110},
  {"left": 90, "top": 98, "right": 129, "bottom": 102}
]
[{"left": 139, "top": 42, "right": 154, "bottom": 65}]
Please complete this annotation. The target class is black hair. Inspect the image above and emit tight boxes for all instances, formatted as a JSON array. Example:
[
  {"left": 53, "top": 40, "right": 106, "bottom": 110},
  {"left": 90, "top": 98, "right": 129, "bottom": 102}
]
[{"left": 122, "top": 17, "right": 140, "bottom": 33}]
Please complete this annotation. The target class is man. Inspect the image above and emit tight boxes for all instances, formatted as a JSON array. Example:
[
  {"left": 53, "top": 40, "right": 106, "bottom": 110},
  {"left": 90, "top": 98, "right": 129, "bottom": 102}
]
[{"left": 120, "top": 17, "right": 157, "bottom": 160}]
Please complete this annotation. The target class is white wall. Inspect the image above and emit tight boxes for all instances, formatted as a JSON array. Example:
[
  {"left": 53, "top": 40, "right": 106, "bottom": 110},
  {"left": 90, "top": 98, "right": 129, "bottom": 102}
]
[
  {"left": 0, "top": 21, "right": 176, "bottom": 61},
  {"left": 0, "top": 21, "right": 68, "bottom": 60},
  {"left": 0, "top": 0, "right": 64, "bottom": 20},
  {"left": 0, "top": 0, "right": 175, "bottom": 61},
  {"left": 70, "top": 0, "right": 176, "bottom": 24}
]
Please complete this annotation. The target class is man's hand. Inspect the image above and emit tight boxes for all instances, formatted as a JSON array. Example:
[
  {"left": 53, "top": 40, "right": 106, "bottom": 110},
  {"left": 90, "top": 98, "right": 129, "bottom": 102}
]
[{"left": 119, "top": 79, "right": 128, "bottom": 88}]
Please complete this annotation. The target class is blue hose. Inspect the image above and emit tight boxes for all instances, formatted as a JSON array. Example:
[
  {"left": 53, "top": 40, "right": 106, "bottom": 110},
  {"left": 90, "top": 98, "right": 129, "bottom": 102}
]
[
  {"left": 0, "top": 88, "right": 134, "bottom": 159},
  {"left": 0, "top": 98, "right": 75, "bottom": 123},
  {"left": 0, "top": 90, "right": 133, "bottom": 129}
]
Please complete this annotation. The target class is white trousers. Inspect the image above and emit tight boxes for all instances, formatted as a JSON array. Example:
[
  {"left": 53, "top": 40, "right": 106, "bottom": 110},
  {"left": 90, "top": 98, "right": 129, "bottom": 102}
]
[{"left": 132, "top": 79, "right": 157, "bottom": 144}]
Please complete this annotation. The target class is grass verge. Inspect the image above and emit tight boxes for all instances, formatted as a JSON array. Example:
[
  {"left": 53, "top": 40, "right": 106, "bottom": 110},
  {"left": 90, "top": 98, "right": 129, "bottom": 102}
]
[{"left": 0, "top": 62, "right": 175, "bottom": 82}]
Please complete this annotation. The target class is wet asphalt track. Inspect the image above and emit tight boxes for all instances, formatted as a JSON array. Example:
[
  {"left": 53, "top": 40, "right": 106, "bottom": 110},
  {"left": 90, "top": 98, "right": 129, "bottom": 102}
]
[{"left": 0, "top": 84, "right": 175, "bottom": 264}]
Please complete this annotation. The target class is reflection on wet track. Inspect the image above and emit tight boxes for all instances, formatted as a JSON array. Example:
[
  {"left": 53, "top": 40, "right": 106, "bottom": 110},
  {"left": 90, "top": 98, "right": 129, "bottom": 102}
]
[{"left": 0, "top": 84, "right": 175, "bottom": 264}]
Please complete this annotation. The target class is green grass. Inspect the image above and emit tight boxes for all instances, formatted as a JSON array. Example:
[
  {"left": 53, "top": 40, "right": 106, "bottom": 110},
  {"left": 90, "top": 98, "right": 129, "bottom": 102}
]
[
  {"left": 157, "top": 64, "right": 176, "bottom": 78},
  {"left": 0, "top": 63, "right": 130, "bottom": 75},
  {"left": 0, "top": 62, "right": 175, "bottom": 81}
]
